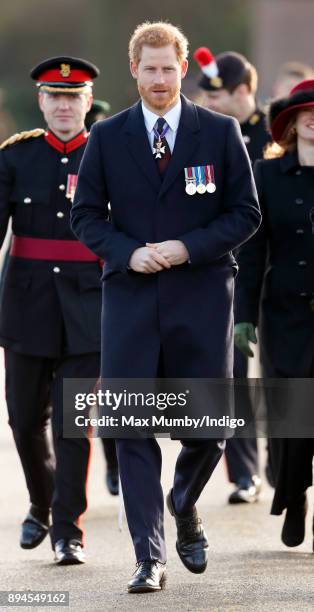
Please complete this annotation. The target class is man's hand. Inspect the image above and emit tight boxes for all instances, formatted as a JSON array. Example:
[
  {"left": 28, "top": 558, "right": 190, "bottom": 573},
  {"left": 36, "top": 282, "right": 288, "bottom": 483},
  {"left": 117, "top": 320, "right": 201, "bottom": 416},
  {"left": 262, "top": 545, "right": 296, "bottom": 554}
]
[
  {"left": 234, "top": 322, "right": 257, "bottom": 358},
  {"left": 146, "top": 240, "right": 189, "bottom": 266},
  {"left": 128, "top": 246, "right": 171, "bottom": 274}
]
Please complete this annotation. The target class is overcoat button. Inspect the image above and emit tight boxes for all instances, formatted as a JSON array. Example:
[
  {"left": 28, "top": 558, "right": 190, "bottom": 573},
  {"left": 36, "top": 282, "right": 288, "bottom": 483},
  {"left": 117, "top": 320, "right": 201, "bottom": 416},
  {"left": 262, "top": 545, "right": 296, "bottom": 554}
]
[
  {"left": 53, "top": 267, "right": 60, "bottom": 273},
  {"left": 23, "top": 197, "right": 31, "bottom": 204}
]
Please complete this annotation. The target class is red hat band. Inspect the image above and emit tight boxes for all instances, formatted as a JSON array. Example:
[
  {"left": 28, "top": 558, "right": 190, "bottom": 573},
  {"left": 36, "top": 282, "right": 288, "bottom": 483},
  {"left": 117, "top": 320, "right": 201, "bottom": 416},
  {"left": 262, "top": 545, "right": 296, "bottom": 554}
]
[{"left": 37, "top": 67, "right": 93, "bottom": 84}]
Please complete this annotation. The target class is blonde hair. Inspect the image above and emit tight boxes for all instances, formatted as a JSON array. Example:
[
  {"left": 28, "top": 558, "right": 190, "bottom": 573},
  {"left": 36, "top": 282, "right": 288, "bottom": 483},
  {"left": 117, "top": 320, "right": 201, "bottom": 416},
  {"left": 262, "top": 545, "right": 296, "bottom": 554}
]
[
  {"left": 264, "top": 117, "right": 297, "bottom": 159},
  {"left": 129, "top": 21, "right": 189, "bottom": 65}
]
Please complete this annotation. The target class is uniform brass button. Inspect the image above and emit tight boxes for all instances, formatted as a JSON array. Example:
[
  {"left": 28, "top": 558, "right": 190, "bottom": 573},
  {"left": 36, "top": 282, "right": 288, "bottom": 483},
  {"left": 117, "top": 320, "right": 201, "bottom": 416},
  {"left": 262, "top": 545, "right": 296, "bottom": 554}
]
[
  {"left": 56, "top": 211, "right": 64, "bottom": 218},
  {"left": 59, "top": 184, "right": 65, "bottom": 191},
  {"left": 61, "top": 157, "right": 69, "bottom": 164},
  {"left": 295, "top": 198, "right": 303, "bottom": 205},
  {"left": 296, "top": 228, "right": 304, "bottom": 234},
  {"left": 298, "top": 260, "right": 307, "bottom": 266},
  {"left": 53, "top": 267, "right": 60, "bottom": 273},
  {"left": 23, "top": 197, "right": 31, "bottom": 204}
]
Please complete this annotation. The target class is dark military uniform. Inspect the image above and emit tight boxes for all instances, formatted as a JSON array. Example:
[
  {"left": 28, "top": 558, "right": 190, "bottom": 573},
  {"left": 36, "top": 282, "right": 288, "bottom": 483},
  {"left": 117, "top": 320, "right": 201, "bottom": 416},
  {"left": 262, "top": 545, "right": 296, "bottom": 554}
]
[
  {"left": 194, "top": 47, "right": 271, "bottom": 493},
  {"left": 0, "top": 127, "right": 102, "bottom": 545},
  {"left": 241, "top": 108, "right": 269, "bottom": 164},
  {"left": 236, "top": 151, "right": 314, "bottom": 513},
  {"left": 225, "top": 107, "right": 270, "bottom": 488}
]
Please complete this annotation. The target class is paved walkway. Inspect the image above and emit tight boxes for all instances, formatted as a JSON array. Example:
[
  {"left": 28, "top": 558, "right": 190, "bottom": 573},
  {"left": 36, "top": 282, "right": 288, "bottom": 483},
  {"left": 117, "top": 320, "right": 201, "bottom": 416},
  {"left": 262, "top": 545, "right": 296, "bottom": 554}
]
[{"left": 0, "top": 350, "right": 313, "bottom": 611}]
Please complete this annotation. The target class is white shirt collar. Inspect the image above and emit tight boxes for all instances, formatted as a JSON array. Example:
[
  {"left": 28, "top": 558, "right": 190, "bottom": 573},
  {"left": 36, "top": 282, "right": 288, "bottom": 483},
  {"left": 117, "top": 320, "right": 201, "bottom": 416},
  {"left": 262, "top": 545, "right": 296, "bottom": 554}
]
[{"left": 141, "top": 97, "right": 182, "bottom": 133}]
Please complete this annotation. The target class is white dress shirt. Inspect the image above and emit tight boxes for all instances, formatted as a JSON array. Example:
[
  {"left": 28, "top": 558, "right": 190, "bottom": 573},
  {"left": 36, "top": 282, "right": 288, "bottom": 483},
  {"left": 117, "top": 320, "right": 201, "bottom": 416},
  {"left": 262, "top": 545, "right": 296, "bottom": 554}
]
[{"left": 141, "top": 98, "right": 182, "bottom": 153}]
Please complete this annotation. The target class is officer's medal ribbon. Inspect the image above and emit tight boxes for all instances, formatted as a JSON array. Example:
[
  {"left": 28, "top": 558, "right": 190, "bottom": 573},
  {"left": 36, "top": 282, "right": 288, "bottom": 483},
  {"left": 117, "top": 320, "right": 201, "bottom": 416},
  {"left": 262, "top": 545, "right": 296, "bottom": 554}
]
[
  {"left": 195, "top": 166, "right": 207, "bottom": 194},
  {"left": 184, "top": 167, "right": 197, "bottom": 195},
  {"left": 152, "top": 122, "right": 170, "bottom": 159},
  {"left": 205, "top": 164, "right": 216, "bottom": 193},
  {"left": 66, "top": 174, "right": 78, "bottom": 202}
]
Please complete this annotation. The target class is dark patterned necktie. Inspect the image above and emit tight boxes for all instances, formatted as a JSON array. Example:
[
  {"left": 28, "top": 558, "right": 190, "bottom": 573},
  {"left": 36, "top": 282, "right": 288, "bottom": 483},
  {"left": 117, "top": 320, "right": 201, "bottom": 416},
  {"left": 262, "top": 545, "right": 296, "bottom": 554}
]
[{"left": 153, "top": 118, "right": 171, "bottom": 176}]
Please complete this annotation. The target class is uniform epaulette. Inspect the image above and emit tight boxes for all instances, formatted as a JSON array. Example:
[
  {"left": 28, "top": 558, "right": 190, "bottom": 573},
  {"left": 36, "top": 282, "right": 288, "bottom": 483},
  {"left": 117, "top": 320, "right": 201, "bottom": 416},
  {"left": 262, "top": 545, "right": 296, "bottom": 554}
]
[{"left": 0, "top": 128, "right": 45, "bottom": 150}]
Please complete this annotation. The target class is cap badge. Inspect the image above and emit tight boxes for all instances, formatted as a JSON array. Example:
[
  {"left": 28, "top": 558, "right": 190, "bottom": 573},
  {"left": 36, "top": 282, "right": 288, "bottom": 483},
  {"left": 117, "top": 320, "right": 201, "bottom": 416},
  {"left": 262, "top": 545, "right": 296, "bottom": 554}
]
[
  {"left": 60, "top": 63, "right": 71, "bottom": 78},
  {"left": 209, "top": 76, "right": 223, "bottom": 89}
]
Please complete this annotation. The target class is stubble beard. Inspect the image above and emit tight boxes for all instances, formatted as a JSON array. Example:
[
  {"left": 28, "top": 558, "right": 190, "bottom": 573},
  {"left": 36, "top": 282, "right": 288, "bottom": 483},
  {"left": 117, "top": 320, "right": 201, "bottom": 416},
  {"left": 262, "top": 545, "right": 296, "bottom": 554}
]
[{"left": 138, "top": 83, "right": 180, "bottom": 114}]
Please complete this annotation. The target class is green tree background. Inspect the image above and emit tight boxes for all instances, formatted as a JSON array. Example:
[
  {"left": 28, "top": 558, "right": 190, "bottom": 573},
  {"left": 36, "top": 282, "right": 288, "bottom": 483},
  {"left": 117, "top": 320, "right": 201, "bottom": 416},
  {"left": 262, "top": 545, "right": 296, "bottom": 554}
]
[{"left": 0, "top": 0, "right": 250, "bottom": 130}]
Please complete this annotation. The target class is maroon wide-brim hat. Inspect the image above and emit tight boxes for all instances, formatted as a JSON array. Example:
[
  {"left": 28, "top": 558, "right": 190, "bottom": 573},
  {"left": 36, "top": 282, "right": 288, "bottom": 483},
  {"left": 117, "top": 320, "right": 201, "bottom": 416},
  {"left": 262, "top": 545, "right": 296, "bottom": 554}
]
[{"left": 269, "top": 79, "right": 314, "bottom": 142}]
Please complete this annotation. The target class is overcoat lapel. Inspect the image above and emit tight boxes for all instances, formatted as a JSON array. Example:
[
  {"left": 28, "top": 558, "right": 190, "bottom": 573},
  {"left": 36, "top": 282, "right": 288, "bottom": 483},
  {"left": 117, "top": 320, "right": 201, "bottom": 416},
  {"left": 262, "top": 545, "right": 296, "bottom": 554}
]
[
  {"left": 122, "top": 95, "right": 201, "bottom": 196},
  {"left": 123, "top": 101, "right": 161, "bottom": 193}
]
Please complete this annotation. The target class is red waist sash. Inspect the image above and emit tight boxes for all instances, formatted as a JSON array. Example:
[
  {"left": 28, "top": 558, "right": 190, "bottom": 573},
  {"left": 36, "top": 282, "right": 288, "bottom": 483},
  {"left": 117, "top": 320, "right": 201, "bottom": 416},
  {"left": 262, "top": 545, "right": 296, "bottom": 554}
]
[{"left": 10, "top": 235, "right": 99, "bottom": 263}]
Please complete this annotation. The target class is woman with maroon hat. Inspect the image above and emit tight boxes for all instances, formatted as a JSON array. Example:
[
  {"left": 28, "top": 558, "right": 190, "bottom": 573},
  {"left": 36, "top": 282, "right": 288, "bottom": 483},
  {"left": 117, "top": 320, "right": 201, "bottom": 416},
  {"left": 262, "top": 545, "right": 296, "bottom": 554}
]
[{"left": 234, "top": 79, "right": 314, "bottom": 552}]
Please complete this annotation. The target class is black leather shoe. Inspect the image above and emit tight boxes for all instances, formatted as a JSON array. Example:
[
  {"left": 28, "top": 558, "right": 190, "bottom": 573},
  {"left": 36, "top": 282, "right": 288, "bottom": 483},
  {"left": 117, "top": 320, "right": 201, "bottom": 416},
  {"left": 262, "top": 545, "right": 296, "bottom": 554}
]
[
  {"left": 228, "top": 475, "right": 262, "bottom": 504},
  {"left": 20, "top": 513, "right": 49, "bottom": 549},
  {"left": 281, "top": 494, "right": 308, "bottom": 547},
  {"left": 166, "top": 489, "right": 208, "bottom": 574},
  {"left": 127, "top": 560, "right": 166, "bottom": 593},
  {"left": 106, "top": 467, "right": 119, "bottom": 496},
  {"left": 54, "top": 539, "right": 85, "bottom": 565}
]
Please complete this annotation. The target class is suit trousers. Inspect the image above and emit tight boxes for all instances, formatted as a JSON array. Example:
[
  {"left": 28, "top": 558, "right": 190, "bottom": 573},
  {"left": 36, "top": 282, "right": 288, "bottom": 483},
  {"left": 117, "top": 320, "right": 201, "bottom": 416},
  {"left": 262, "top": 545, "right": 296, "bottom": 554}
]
[
  {"left": 225, "top": 347, "right": 259, "bottom": 482},
  {"left": 116, "top": 436, "right": 225, "bottom": 563},
  {"left": 4, "top": 349, "right": 100, "bottom": 544}
]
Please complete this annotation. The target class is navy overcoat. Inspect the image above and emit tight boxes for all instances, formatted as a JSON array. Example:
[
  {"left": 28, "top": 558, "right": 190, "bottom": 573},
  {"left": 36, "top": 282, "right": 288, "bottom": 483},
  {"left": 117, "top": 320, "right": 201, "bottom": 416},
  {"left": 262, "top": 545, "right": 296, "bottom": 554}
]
[{"left": 71, "top": 95, "right": 261, "bottom": 378}]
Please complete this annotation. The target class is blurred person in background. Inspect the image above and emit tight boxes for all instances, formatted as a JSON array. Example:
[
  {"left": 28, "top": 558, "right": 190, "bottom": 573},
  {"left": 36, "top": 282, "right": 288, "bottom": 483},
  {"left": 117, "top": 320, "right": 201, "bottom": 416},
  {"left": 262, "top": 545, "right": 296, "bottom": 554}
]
[
  {"left": 85, "top": 98, "right": 111, "bottom": 130},
  {"left": 235, "top": 79, "right": 314, "bottom": 552},
  {"left": 195, "top": 47, "right": 271, "bottom": 505},
  {"left": 0, "top": 56, "right": 103, "bottom": 565},
  {"left": 272, "top": 61, "right": 314, "bottom": 98}
]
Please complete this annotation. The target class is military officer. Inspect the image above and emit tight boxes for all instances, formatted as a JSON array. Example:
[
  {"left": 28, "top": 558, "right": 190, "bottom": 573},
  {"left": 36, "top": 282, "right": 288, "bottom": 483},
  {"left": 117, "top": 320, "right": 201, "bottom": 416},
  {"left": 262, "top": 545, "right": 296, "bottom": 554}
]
[
  {"left": 0, "top": 56, "right": 102, "bottom": 564},
  {"left": 194, "top": 47, "right": 271, "bottom": 503}
]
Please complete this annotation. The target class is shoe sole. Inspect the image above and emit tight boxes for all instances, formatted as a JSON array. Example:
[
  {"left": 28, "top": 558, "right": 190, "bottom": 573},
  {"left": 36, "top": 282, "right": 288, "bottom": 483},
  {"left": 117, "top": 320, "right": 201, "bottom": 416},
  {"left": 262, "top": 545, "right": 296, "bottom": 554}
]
[
  {"left": 228, "top": 495, "right": 259, "bottom": 504},
  {"left": 55, "top": 556, "right": 85, "bottom": 566},
  {"left": 20, "top": 529, "right": 48, "bottom": 550}
]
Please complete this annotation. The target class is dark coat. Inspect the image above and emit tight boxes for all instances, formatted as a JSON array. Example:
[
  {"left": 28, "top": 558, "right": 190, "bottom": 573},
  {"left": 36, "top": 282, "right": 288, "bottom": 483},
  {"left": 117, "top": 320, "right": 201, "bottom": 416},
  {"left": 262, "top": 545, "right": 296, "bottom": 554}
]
[
  {"left": 236, "top": 150, "right": 314, "bottom": 376},
  {"left": 240, "top": 108, "right": 270, "bottom": 164},
  {"left": 71, "top": 94, "right": 261, "bottom": 378},
  {"left": 0, "top": 132, "right": 102, "bottom": 357}
]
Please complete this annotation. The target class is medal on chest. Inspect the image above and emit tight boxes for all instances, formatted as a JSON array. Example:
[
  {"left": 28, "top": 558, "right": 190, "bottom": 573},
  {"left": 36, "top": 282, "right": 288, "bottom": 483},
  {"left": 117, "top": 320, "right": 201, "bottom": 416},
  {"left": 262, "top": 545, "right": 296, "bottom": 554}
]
[
  {"left": 66, "top": 174, "right": 78, "bottom": 202},
  {"left": 184, "top": 165, "right": 216, "bottom": 195}
]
